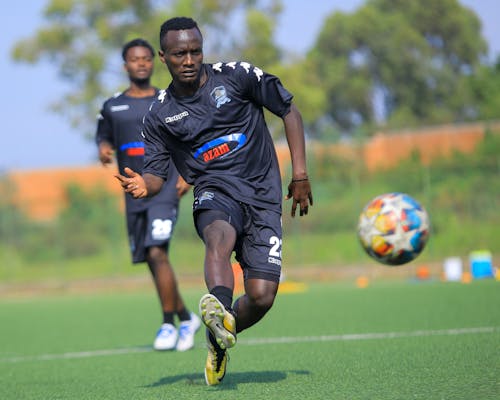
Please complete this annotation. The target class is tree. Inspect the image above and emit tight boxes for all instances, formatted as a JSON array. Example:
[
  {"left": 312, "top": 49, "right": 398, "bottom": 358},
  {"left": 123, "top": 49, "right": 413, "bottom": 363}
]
[
  {"left": 237, "top": 5, "right": 281, "bottom": 67},
  {"left": 11, "top": 0, "right": 266, "bottom": 138},
  {"left": 467, "top": 56, "right": 500, "bottom": 120},
  {"left": 234, "top": 3, "right": 328, "bottom": 137},
  {"left": 12, "top": 0, "right": 331, "bottom": 141},
  {"left": 310, "top": 0, "right": 488, "bottom": 133}
]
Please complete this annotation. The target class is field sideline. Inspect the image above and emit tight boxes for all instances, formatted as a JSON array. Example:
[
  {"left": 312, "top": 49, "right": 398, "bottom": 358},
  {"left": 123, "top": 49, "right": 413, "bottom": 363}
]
[{"left": 1, "top": 279, "right": 498, "bottom": 399}]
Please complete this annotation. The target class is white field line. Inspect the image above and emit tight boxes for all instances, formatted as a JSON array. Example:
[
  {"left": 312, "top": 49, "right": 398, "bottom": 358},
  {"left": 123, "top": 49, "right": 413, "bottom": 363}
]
[
  {"left": 240, "top": 326, "right": 499, "bottom": 345},
  {"left": 1, "top": 326, "right": 498, "bottom": 364}
]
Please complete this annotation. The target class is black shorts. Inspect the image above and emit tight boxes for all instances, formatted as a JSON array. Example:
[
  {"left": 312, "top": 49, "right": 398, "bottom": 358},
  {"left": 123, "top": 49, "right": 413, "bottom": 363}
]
[
  {"left": 193, "top": 189, "right": 282, "bottom": 283},
  {"left": 126, "top": 203, "right": 178, "bottom": 263}
]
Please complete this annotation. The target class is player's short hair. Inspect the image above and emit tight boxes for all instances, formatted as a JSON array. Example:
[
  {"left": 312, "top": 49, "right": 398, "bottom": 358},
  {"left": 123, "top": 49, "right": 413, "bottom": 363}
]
[
  {"left": 122, "top": 38, "right": 155, "bottom": 61},
  {"left": 159, "top": 17, "right": 201, "bottom": 49}
]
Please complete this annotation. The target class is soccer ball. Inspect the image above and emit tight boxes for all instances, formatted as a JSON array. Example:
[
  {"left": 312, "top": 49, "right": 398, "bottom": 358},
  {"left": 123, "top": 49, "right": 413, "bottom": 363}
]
[{"left": 357, "top": 192, "right": 430, "bottom": 266}]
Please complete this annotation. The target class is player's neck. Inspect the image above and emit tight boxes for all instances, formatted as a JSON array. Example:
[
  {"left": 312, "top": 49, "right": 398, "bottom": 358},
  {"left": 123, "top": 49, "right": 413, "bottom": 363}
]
[{"left": 126, "top": 81, "right": 156, "bottom": 98}]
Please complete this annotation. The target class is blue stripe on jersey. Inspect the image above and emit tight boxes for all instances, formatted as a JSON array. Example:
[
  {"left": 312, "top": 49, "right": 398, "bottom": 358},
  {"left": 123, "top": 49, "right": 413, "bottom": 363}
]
[{"left": 119, "top": 142, "right": 144, "bottom": 151}]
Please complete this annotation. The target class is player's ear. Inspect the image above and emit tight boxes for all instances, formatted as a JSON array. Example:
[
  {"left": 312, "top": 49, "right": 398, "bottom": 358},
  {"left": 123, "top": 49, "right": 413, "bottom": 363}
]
[{"left": 158, "top": 50, "right": 166, "bottom": 64}]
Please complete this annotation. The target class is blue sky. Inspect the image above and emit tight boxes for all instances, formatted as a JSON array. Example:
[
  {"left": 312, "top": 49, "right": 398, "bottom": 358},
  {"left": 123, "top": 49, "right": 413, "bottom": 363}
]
[{"left": 2, "top": 0, "right": 499, "bottom": 172}]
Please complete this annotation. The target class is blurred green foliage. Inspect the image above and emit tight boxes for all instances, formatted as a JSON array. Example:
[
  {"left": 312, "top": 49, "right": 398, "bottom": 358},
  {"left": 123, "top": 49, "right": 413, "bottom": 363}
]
[{"left": 0, "top": 183, "right": 123, "bottom": 265}]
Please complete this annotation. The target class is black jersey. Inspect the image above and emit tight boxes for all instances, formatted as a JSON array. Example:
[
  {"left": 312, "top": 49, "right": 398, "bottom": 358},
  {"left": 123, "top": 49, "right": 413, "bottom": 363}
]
[
  {"left": 142, "top": 62, "right": 293, "bottom": 212},
  {"left": 96, "top": 90, "right": 179, "bottom": 213}
]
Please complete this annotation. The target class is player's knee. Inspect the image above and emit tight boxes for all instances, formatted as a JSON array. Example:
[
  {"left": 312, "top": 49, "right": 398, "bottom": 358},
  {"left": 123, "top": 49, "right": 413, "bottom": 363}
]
[
  {"left": 248, "top": 288, "right": 276, "bottom": 312},
  {"left": 146, "top": 246, "right": 168, "bottom": 264},
  {"left": 203, "top": 221, "right": 236, "bottom": 249}
]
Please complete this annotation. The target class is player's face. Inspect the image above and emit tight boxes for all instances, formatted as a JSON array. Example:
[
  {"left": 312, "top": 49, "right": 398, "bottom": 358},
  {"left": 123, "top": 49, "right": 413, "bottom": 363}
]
[
  {"left": 124, "top": 46, "right": 154, "bottom": 82},
  {"left": 159, "top": 28, "right": 204, "bottom": 88}
]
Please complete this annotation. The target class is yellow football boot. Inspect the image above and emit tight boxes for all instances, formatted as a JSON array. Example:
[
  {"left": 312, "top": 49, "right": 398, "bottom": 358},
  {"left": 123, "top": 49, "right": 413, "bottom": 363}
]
[{"left": 199, "top": 294, "right": 236, "bottom": 349}]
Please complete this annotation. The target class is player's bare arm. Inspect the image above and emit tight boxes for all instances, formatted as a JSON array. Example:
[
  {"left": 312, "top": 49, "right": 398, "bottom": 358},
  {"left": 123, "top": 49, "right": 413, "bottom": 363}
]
[
  {"left": 283, "top": 103, "right": 313, "bottom": 217},
  {"left": 115, "top": 167, "right": 164, "bottom": 199}
]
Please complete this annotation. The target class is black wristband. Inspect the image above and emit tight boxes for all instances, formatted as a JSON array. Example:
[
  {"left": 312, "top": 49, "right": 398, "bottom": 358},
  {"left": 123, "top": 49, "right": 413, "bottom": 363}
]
[{"left": 292, "top": 177, "right": 309, "bottom": 182}]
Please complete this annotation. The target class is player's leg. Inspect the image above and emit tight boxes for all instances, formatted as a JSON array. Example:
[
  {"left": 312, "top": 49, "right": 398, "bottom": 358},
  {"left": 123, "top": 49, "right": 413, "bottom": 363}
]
[
  {"left": 127, "top": 212, "right": 178, "bottom": 350},
  {"left": 196, "top": 214, "right": 238, "bottom": 385},
  {"left": 147, "top": 245, "right": 180, "bottom": 313},
  {"left": 193, "top": 193, "right": 243, "bottom": 385},
  {"left": 146, "top": 245, "right": 180, "bottom": 350},
  {"left": 193, "top": 191, "right": 243, "bottom": 319},
  {"left": 145, "top": 204, "right": 200, "bottom": 351},
  {"left": 233, "top": 205, "right": 282, "bottom": 333},
  {"left": 197, "top": 214, "right": 238, "bottom": 349},
  {"left": 202, "top": 218, "right": 236, "bottom": 290},
  {"left": 146, "top": 246, "right": 200, "bottom": 351},
  {"left": 232, "top": 278, "right": 278, "bottom": 333}
]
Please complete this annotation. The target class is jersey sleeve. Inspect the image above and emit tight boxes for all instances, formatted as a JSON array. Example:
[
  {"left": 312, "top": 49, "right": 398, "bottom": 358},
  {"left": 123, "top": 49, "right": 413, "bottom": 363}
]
[
  {"left": 236, "top": 62, "right": 293, "bottom": 118},
  {"left": 141, "top": 111, "right": 172, "bottom": 180},
  {"left": 95, "top": 101, "right": 114, "bottom": 147}
]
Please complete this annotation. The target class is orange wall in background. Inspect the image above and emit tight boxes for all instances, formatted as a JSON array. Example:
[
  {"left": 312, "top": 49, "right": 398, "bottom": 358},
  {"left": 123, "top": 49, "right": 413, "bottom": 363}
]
[
  {"left": 7, "top": 165, "right": 123, "bottom": 220},
  {"left": 362, "top": 123, "right": 493, "bottom": 171},
  {"left": 277, "top": 121, "right": 499, "bottom": 172}
]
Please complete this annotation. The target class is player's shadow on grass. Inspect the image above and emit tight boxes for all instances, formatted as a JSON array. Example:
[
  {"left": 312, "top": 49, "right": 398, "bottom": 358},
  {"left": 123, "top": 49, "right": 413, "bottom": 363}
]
[{"left": 146, "top": 369, "right": 310, "bottom": 389}]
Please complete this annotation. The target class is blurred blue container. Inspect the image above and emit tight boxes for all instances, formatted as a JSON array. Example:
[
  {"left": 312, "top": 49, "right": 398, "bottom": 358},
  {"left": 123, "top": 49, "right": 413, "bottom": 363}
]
[{"left": 469, "top": 250, "right": 493, "bottom": 279}]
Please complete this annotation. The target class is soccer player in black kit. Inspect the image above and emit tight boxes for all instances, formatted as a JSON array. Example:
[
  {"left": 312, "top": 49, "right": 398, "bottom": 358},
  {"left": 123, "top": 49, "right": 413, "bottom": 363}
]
[
  {"left": 116, "top": 19, "right": 313, "bottom": 385},
  {"left": 96, "top": 38, "right": 200, "bottom": 352}
]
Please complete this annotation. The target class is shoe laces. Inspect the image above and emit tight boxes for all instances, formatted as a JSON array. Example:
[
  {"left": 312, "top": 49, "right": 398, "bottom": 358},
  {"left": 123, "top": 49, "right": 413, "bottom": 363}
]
[{"left": 157, "top": 324, "right": 175, "bottom": 337}]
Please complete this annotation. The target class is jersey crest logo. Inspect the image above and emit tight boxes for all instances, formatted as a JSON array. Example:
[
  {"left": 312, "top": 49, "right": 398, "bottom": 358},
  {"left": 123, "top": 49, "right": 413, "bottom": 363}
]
[
  {"left": 193, "top": 133, "right": 247, "bottom": 163},
  {"left": 210, "top": 86, "right": 231, "bottom": 109}
]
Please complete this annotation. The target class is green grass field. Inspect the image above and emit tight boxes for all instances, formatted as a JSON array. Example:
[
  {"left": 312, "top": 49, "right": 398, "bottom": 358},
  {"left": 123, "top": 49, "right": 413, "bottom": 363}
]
[{"left": 1, "top": 279, "right": 499, "bottom": 399}]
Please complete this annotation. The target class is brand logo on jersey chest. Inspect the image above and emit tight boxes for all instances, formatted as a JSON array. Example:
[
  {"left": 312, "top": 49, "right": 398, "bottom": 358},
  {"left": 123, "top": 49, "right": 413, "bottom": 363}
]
[
  {"left": 165, "top": 111, "right": 189, "bottom": 123},
  {"left": 110, "top": 105, "right": 130, "bottom": 112},
  {"left": 193, "top": 133, "right": 247, "bottom": 162}
]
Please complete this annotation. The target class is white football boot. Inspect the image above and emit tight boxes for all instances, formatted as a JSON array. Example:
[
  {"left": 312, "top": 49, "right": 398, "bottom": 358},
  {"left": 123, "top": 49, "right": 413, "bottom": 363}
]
[
  {"left": 153, "top": 323, "right": 178, "bottom": 351},
  {"left": 176, "top": 312, "right": 202, "bottom": 352}
]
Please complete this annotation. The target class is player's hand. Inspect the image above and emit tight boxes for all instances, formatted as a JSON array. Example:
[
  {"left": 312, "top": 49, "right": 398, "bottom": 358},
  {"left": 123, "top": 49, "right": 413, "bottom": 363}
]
[
  {"left": 286, "top": 177, "right": 313, "bottom": 217},
  {"left": 114, "top": 167, "right": 148, "bottom": 198},
  {"left": 98, "top": 143, "right": 114, "bottom": 165},
  {"left": 176, "top": 176, "right": 191, "bottom": 198}
]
